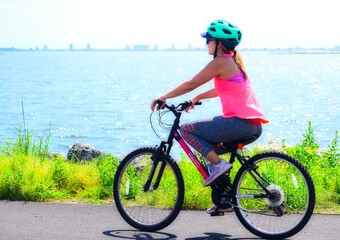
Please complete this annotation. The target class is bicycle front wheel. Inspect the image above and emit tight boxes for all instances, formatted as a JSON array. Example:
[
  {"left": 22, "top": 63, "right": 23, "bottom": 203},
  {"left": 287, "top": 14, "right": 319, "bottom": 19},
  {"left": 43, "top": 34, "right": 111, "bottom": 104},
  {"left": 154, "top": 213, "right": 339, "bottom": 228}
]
[
  {"left": 233, "top": 152, "right": 315, "bottom": 239},
  {"left": 113, "top": 147, "right": 184, "bottom": 232}
]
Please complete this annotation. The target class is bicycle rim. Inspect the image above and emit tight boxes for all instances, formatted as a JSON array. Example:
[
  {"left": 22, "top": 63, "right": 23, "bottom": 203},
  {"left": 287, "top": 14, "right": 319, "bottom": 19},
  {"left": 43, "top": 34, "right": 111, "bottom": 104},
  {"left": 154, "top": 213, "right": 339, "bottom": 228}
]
[
  {"left": 113, "top": 147, "right": 184, "bottom": 231},
  {"left": 234, "top": 152, "right": 315, "bottom": 239}
]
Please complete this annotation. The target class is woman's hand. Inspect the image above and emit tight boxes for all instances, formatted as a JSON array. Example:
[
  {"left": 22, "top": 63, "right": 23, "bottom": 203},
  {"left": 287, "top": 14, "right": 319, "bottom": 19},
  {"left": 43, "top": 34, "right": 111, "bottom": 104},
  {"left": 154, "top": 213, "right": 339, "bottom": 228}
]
[
  {"left": 150, "top": 97, "right": 166, "bottom": 111},
  {"left": 185, "top": 96, "right": 200, "bottom": 112}
]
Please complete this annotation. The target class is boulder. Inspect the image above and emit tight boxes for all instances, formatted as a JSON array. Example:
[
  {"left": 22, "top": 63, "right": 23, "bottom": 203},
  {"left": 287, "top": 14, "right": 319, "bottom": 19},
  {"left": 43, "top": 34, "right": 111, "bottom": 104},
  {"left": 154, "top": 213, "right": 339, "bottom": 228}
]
[{"left": 67, "top": 143, "right": 103, "bottom": 162}]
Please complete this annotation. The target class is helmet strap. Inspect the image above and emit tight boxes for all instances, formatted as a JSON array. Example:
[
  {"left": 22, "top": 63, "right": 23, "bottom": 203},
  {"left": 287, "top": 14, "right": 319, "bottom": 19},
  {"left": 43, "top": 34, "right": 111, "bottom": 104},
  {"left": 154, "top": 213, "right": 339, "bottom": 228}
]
[{"left": 213, "top": 40, "right": 220, "bottom": 59}]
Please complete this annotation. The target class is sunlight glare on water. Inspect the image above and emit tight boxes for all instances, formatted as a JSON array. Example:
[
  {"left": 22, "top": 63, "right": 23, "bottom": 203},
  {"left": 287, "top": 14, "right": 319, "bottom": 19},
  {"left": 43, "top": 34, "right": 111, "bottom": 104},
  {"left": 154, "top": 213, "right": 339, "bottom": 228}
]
[{"left": 0, "top": 51, "right": 339, "bottom": 157}]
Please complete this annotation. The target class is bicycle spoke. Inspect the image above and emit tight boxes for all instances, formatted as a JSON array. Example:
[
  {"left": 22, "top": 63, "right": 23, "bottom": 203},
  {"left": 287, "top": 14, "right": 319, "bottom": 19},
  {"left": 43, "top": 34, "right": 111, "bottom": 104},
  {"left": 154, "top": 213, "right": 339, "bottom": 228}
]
[
  {"left": 114, "top": 148, "right": 184, "bottom": 231},
  {"left": 233, "top": 152, "right": 315, "bottom": 239}
]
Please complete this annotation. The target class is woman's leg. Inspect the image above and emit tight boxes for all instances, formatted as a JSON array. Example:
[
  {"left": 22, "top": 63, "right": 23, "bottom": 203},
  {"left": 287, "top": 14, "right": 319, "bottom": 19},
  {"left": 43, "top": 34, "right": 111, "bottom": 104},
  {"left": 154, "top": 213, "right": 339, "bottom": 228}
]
[
  {"left": 180, "top": 116, "right": 262, "bottom": 186},
  {"left": 180, "top": 116, "right": 262, "bottom": 161},
  {"left": 205, "top": 150, "right": 220, "bottom": 164}
]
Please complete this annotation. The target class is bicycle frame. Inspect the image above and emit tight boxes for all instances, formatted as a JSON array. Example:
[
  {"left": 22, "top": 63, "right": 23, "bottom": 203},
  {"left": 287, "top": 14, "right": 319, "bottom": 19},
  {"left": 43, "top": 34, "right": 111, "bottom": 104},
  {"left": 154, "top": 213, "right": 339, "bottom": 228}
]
[
  {"left": 174, "top": 131, "right": 209, "bottom": 179},
  {"left": 158, "top": 103, "right": 209, "bottom": 177},
  {"left": 115, "top": 100, "right": 315, "bottom": 238},
  {"left": 146, "top": 101, "right": 272, "bottom": 197},
  {"left": 176, "top": 132, "right": 271, "bottom": 197}
]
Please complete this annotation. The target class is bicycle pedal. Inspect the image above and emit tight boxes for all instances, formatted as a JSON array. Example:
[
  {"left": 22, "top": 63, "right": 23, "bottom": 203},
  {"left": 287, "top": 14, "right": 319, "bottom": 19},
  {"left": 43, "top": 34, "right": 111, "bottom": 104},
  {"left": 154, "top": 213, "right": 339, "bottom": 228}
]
[{"left": 210, "top": 212, "right": 224, "bottom": 217}]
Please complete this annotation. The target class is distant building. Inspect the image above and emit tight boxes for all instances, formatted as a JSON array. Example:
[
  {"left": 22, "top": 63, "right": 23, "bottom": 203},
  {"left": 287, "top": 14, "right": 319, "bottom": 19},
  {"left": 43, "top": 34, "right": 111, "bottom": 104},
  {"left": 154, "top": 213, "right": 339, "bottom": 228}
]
[
  {"left": 133, "top": 44, "right": 149, "bottom": 51},
  {"left": 69, "top": 44, "right": 74, "bottom": 51},
  {"left": 86, "top": 44, "right": 91, "bottom": 50}
]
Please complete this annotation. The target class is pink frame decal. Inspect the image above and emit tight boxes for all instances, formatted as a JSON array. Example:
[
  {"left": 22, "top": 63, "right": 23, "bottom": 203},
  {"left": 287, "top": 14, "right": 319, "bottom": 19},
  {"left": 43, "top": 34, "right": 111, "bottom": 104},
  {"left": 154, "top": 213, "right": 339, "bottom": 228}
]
[{"left": 175, "top": 132, "right": 208, "bottom": 179}]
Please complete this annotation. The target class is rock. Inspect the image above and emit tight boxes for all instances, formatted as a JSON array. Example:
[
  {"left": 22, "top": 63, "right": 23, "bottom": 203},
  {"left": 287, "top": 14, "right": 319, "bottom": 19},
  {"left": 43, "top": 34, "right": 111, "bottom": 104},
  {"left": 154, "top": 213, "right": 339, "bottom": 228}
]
[{"left": 67, "top": 143, "right": 103, "bottom": 162}]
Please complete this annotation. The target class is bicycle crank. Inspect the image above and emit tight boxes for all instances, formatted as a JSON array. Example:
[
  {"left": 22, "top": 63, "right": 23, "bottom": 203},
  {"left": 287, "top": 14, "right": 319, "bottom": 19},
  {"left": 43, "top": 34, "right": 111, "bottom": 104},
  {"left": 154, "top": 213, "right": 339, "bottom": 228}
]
[{"left": 211, "top": 174, "right": 233, "bottom": 209}]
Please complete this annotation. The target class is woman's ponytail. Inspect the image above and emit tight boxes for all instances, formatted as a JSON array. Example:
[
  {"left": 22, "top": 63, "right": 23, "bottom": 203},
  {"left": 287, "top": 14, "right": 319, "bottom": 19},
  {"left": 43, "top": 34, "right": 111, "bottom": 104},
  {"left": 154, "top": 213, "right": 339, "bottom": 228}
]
[
  {"left": 220, "top": 43, "right": 248, "bottom": 80},
  {"left": 233, "top": 50, "right": 248, "bottom": 80}
]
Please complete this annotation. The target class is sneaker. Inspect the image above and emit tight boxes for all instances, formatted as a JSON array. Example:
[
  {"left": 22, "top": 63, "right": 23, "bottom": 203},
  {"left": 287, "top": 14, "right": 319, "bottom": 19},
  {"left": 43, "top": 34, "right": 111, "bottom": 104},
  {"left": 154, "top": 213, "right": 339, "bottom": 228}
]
[
  {"left": 204, "top": 160, "right": 232, "bottom": 187},
  {"left": 206, "top": 205, "right": 234, "bottom": 214}
]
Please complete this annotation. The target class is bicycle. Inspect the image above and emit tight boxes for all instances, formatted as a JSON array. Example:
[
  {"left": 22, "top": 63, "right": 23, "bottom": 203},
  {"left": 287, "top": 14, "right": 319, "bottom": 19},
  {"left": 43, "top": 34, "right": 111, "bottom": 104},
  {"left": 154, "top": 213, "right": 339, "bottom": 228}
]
[{"left": 113, "top": 100, "right": 315, "bottom": 239}]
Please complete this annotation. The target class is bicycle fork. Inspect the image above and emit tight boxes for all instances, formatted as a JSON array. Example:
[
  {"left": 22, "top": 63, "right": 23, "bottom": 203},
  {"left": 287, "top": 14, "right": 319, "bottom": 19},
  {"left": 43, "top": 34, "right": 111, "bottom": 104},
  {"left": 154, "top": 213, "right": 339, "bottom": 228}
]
[{"left": 143, "top": 143, "right": 168, "bottom": 192}]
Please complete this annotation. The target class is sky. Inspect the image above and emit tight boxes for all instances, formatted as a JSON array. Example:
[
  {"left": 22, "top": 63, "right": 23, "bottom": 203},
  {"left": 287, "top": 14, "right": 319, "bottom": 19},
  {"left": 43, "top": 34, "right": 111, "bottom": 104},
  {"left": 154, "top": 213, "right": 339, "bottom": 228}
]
[{"left": 1, "top": 0, "right": 339, "bottom": 49}]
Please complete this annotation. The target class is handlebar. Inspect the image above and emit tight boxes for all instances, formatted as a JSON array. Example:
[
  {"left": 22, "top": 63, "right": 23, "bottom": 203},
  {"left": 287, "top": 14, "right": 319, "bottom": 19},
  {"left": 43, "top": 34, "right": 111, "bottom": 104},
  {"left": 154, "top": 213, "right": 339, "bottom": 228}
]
[
  {"left": 156, "top": 100, "right": 202, "bottom": 112},
  {"left": 151, "top": 100, "right": 202, "bottom": 138}
]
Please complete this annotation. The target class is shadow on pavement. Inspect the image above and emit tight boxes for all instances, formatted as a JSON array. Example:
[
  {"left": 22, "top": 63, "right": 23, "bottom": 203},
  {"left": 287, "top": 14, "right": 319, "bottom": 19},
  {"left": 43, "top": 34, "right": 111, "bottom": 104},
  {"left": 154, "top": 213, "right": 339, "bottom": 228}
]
[
  {"left": 103, "top": 230, "right": 176, "bottom": 239},
  {"left": 103, "top": 230, "right": 262, "bottom": 240}
]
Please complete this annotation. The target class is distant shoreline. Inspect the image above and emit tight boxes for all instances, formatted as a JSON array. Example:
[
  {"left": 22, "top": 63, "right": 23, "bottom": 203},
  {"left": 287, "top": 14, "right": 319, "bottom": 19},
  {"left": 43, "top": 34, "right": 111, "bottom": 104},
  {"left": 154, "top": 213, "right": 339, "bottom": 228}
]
[{"left": 1, "top": 47, "right": 339, "bottom": 54}]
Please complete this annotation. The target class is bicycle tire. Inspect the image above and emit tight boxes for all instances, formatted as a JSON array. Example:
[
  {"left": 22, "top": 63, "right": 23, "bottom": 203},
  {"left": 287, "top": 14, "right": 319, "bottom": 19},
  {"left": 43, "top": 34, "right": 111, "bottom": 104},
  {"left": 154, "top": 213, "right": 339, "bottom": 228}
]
[
  {"left": 233, "top": 151, "right": 315, "bottom": 239},
  {"left": 113, "top": 147, "right": 184, "bottom": 231}
]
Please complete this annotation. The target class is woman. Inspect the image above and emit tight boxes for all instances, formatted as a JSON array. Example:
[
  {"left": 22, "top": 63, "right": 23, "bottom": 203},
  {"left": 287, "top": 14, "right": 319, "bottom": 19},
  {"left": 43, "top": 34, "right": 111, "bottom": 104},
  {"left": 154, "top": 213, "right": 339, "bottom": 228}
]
[{"left": 151, "top": 20, "right": 268, "bottom": 202}]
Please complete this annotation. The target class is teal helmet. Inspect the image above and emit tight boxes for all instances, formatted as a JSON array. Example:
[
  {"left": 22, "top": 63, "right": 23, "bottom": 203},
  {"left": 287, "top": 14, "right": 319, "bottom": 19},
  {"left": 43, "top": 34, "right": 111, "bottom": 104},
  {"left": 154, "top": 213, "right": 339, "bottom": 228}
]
[{"left": 201, "top": 20, "right": 242, "bottom": 49}]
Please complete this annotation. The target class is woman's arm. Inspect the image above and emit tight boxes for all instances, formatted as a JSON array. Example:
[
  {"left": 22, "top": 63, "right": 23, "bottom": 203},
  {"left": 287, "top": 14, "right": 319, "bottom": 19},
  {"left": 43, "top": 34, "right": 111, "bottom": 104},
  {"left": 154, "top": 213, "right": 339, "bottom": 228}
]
[
  {"left": 151, "top": 58, "right": 222, "bottom": 111},
  {"left": 186, "top": 88, "right": 218, "bottom": 111},
  {"left": 150, "top": 79, "right": 201, "bottom": 111},
  {"left": 194, "top": 88, "right": 218, "bottom": 102}
]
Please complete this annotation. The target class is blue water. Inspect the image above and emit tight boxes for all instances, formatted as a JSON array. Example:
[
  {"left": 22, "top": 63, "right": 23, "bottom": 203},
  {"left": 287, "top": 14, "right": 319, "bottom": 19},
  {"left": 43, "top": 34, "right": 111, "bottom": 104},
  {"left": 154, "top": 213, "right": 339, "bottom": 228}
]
[{"left": 0, "top": 51, "right": 339, "bottom": 157}]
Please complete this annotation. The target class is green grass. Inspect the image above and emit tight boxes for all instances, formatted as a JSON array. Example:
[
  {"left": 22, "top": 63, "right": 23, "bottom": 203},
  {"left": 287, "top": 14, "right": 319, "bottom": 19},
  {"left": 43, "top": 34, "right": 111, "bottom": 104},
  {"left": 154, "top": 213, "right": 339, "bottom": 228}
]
[
  {"left": 0, "top": 153, "right": 119, "bottom": 202},
  {"left": 284, "top": 124, "right": 340, "bottom": 213},
  {"left": 0, "top": 121, "right": 339, "bottom": 213}
]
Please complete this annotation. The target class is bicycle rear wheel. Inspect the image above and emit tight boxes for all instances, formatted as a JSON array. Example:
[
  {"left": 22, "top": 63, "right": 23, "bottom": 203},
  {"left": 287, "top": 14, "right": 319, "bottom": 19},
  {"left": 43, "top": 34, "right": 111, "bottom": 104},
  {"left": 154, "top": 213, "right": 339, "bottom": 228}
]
[
  {"left": 233, "top": 152, "right": 315, "bottom": 239},
  {"left": 113, "top": 147, "right": 184, "bottom": 232}
]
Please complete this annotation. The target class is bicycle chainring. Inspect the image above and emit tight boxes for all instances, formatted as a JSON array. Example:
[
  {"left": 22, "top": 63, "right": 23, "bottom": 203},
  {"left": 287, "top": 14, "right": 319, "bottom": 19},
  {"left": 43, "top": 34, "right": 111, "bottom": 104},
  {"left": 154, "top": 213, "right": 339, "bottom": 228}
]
[{"left": 211, "top": 174, "right": 233, "bottom": 208}]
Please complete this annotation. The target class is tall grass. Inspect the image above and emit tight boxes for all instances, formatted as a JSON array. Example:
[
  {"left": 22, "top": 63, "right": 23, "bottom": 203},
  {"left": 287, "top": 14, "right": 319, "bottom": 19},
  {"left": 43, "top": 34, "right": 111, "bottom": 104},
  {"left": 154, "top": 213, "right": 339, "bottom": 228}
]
[
  {"left": 0, "top": 120, "right": 339, "bottom": 213},
  {"left": 1, "top": 99, "right": 51, "bottom": 157},
  {"left": 281, "top": 122, "right": 339, "bottom": 212},
  {"left": 0, "top": 99, "right": 119, "bottom": 201},
  {"left": 0, "top": 151, "right": 119, "bottom": 202}
]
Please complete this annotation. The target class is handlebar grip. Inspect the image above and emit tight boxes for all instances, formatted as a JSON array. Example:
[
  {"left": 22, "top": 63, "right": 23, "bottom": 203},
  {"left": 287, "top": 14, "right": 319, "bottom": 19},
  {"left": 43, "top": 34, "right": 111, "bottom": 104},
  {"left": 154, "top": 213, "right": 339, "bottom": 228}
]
[
  {"left": 187, "top": 100, "right": 202, "bottom": 106},
  {"left": 178, "top": 100, "right": 202, "bottom": 111},
  {"left": 156, "top": 100, "right": 165, "bottom": 110}
]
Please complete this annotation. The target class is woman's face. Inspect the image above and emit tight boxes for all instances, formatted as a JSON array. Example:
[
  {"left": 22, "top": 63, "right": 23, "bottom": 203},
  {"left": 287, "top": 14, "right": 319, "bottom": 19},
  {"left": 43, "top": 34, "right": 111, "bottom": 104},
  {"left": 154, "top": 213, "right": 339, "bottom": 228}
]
[{"left": 206, "top": 39, "right": 216, "bottom": 55}]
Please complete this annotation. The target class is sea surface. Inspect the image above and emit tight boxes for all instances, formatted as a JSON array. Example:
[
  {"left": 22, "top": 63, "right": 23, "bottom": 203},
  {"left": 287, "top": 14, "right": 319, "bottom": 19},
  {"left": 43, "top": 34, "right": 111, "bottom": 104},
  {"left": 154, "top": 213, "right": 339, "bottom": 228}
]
[{"left": 0, "top": 51, "right": 339, "bottom": 158}]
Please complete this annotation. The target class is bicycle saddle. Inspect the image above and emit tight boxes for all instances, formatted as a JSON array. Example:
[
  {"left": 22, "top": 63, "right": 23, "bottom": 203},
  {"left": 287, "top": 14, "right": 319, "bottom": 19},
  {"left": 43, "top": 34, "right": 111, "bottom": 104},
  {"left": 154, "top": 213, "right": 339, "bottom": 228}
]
[{"left": 217, "top": 134, "right": 260, "bottom": 152}]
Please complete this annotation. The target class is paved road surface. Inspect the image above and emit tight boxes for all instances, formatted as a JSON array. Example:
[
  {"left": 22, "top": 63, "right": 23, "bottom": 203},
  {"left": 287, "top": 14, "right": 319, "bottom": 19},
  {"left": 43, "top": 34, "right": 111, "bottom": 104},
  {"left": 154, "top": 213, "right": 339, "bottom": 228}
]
[{"left": 0, "top": 201, "right": 338, "bottom": 239}]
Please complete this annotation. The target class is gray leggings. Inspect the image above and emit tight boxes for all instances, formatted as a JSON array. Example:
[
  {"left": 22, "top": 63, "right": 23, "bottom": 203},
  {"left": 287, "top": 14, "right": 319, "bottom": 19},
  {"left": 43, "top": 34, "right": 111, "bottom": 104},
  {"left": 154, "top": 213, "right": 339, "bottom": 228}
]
[{"left": 179, "top": 116, "right": 262, "bottom": 157}]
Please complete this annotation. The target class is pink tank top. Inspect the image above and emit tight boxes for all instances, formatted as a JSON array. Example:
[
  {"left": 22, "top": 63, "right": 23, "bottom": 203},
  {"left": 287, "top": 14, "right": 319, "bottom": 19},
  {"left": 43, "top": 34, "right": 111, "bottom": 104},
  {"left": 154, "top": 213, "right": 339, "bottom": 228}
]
[{"left": 214, "top": 54, "right": 268, "bottom": 123}]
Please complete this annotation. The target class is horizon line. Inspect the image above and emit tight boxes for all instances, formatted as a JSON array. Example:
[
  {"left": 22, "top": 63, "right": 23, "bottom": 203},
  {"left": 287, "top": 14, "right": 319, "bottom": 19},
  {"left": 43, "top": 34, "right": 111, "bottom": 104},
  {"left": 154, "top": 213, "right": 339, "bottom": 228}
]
[{"left": 1, "top": 45, "right": 340, "bottom": 52}]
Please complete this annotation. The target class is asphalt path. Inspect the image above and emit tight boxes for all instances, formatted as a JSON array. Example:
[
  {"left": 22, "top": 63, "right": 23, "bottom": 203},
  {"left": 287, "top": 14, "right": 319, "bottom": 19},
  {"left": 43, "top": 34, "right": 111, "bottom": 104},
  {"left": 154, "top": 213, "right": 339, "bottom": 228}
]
[{"left": 0, "top": 200, "right": 338, "bottom": 240}]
